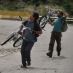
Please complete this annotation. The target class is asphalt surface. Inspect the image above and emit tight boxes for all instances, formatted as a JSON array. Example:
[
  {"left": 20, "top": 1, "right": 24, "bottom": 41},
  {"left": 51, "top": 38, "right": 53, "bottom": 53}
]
[{"left": 0, "top": 20, "right": 73, "bottom": 73}]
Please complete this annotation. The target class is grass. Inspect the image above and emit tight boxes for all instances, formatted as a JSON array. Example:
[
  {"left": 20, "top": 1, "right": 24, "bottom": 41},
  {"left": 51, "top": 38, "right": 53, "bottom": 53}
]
[{"left": 0, "top": 10, "right": 31, "bottom": 16}]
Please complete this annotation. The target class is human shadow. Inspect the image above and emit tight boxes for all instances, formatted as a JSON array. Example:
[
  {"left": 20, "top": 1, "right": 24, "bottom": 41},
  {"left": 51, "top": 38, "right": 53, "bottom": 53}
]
[
  {"left": 27, "top": 66, "right": 57, "bottom": 71},
  {"left": 52, "top": 56, "right": 67, "bottom": 60}
]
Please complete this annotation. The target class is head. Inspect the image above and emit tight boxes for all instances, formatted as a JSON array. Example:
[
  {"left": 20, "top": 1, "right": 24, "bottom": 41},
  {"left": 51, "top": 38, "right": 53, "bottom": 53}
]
[
  {"left": 30, "top": 12, "right": 39, "bottom": 21},
  {"left": 57, "top": 11, "right": 64, "bottom": 18}
]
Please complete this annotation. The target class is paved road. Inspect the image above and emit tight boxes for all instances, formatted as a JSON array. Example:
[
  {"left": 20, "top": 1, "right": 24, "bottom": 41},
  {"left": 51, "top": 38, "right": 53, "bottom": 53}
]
[{"left": 0, "top": 20, "right": 73, "bottom": 73}]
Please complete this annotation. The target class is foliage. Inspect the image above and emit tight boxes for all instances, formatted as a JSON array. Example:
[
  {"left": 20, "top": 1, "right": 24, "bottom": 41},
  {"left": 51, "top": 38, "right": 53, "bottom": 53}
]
[
  {"left": 0, "top": 0, "right": 73, "bottom": 15},
  {"left": 63, "top": 2, "right": 73, "bottom": 15}
]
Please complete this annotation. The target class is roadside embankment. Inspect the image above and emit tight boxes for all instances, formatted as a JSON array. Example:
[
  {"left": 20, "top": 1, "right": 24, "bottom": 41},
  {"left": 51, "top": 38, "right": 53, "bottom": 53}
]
[{"left": 0, "top": 10, "right": 31, "bottom": 20}]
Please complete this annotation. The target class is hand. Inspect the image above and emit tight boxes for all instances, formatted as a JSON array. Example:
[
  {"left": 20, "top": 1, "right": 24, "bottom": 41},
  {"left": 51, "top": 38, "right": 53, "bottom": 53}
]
[
  {"left": 36, "top": 31, "right": 42, "bottom": 34},
  {"left": 17, "top": 31, "right": 22, "bottom": 35}
]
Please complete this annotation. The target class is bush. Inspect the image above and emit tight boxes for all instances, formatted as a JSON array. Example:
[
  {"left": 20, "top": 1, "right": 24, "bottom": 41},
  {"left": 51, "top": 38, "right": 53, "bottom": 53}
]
[
  {"left": 0, "top": 2, "right": 25, "bottom": 11},
  {"left": 63, "top": 3, "right": 73, "bottom": 15}
]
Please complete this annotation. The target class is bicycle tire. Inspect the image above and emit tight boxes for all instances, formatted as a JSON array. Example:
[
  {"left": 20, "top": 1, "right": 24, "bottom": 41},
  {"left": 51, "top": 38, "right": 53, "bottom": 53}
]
[
  {"left": 13, "top": 36, "right": 22, "bottom": 47},
  {"left": 1, "top": 33, "right": 14, "bottom": 46}
]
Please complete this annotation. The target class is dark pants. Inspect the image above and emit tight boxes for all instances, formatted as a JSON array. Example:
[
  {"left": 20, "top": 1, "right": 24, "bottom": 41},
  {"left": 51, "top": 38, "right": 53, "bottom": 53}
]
[
  {"left": 21, "top": 40, "right": 34, "bottom": 66},
  {"left": 48, "top": 31, "right": 62, "bottom": 56}
]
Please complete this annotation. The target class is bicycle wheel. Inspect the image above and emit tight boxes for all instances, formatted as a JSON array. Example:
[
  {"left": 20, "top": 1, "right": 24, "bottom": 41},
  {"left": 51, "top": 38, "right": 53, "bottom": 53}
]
[
  {"left": 13, "top": 36, "right": 22, "bottom": 47},
  {"left": 1, "top": 33, "right": 14, "bottom": 46},
  {"left": 39, "top": 16, "right": 47, "bottom": 29}
]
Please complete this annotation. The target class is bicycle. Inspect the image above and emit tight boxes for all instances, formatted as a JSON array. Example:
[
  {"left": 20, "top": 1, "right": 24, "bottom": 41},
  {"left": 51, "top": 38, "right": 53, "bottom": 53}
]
[
  {"left": 0, "top": 16, "right": 23, "bottom": 47},
  {"left": 13, "top": 15, "right": 53, "bottom": 47},
  {"left": 0, "top": 15, "right": 52, "bottom": 47},
  {"left": 39, "top": 13, "right": 54, "bottom": 29}
]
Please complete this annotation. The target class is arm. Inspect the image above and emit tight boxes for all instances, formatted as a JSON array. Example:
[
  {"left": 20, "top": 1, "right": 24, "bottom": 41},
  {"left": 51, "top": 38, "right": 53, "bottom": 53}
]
[
  {"left": 18, "top": 21, "right": 28, "bottom": 33},
  {"left": 18, "top": 24, "right": 23, "bottom": 34},
  {"left": 48, "top": 17, "right": 54, "bottom": 26},
  {"left": 48, "top": 19, "right": 53, "bottom": 25},
  {"left": 33, "top": 22, "right": 42, "bottom": 37},
  {"left": 18, "top": 25, "right": 23, "bottom": 32},
  {"left": 34, "top": 28, "right": 42, "bottom": 35}
]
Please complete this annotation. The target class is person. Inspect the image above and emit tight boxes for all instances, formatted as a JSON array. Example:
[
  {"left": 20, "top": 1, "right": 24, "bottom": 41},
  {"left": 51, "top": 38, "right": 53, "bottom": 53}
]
[
  {"left": 46, "top": 11, "right": 65, "bottom": 58},
  {"left": 18, "top": 12, "right": 42, "bottom": 68}
]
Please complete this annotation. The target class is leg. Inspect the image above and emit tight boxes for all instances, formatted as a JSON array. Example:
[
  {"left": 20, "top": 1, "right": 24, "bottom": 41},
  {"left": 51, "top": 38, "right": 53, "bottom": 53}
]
[
  {"left": 21, "top": 40, "right": 28, "bottom": 67},
  {"left": 55, "top": 33, "right": 62, "bottom": 56},
  {"left": 24, "top": 41, "right": 34, "bottom": 66},
  {"left": 47, "top": 32, "right": 55, "bottom": 58}
]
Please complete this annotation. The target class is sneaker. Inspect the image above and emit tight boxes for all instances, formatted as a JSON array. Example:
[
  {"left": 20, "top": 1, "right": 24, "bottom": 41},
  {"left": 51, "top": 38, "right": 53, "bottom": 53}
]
[
  {"left": 57, "top": 52, "right": 60, "bottom": 56},
  {"left": 46, "top": 52, "right": 52, "bottom": 58},
  {"left": 21, "top": 65, "right": 27, "bottom": 68},
  {"left": 27, "top": 61, "right": 31, "bottom": 66}
]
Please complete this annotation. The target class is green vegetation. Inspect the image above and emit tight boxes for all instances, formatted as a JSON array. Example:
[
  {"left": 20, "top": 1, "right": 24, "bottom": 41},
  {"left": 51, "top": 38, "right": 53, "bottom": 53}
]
[
  {"left": 0, "top": 0, "right": 73, "bottom": 16},
  {"left": 63, "top": 1, "right": 73, "bottom": 15}
]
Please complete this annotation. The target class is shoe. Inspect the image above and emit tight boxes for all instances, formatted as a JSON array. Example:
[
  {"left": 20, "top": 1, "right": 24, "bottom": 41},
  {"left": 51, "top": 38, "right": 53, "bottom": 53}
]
[
  {"left": 27, "top": 61, "right": 31, "bottom": 66},
  {"left": 57, "top": 52, "right": 60, "bottom": 56},
  {"left": 21, "top": 65, "right": 27, "bottom": 68},
  {"left": 46, "top": 52, "right": 52, "bottom": 58}
]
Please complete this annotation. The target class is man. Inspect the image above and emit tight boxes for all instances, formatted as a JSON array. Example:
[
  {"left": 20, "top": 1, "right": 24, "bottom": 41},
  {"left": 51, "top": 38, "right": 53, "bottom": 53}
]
[
  {"left": 46, "top": 11, "right": 64, "bottom": 58},
  {"left": 18, "top": 12, "right": 42, "bottom": 68}
]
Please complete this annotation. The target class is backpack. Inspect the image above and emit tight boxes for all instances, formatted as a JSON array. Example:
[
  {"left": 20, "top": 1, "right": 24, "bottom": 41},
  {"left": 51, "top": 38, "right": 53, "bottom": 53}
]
[{"left": 61, "top": 17, "right": 68, "bottom": 32}]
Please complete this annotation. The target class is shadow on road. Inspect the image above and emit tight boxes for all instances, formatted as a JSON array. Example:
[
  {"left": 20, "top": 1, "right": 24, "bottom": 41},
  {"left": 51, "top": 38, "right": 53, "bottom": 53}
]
[
  {"left": 26, "top": 66, "right": 57, "bottom": 71},
  {"left": 52, "top": 56, "right": 67, "bottom": 60}
]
